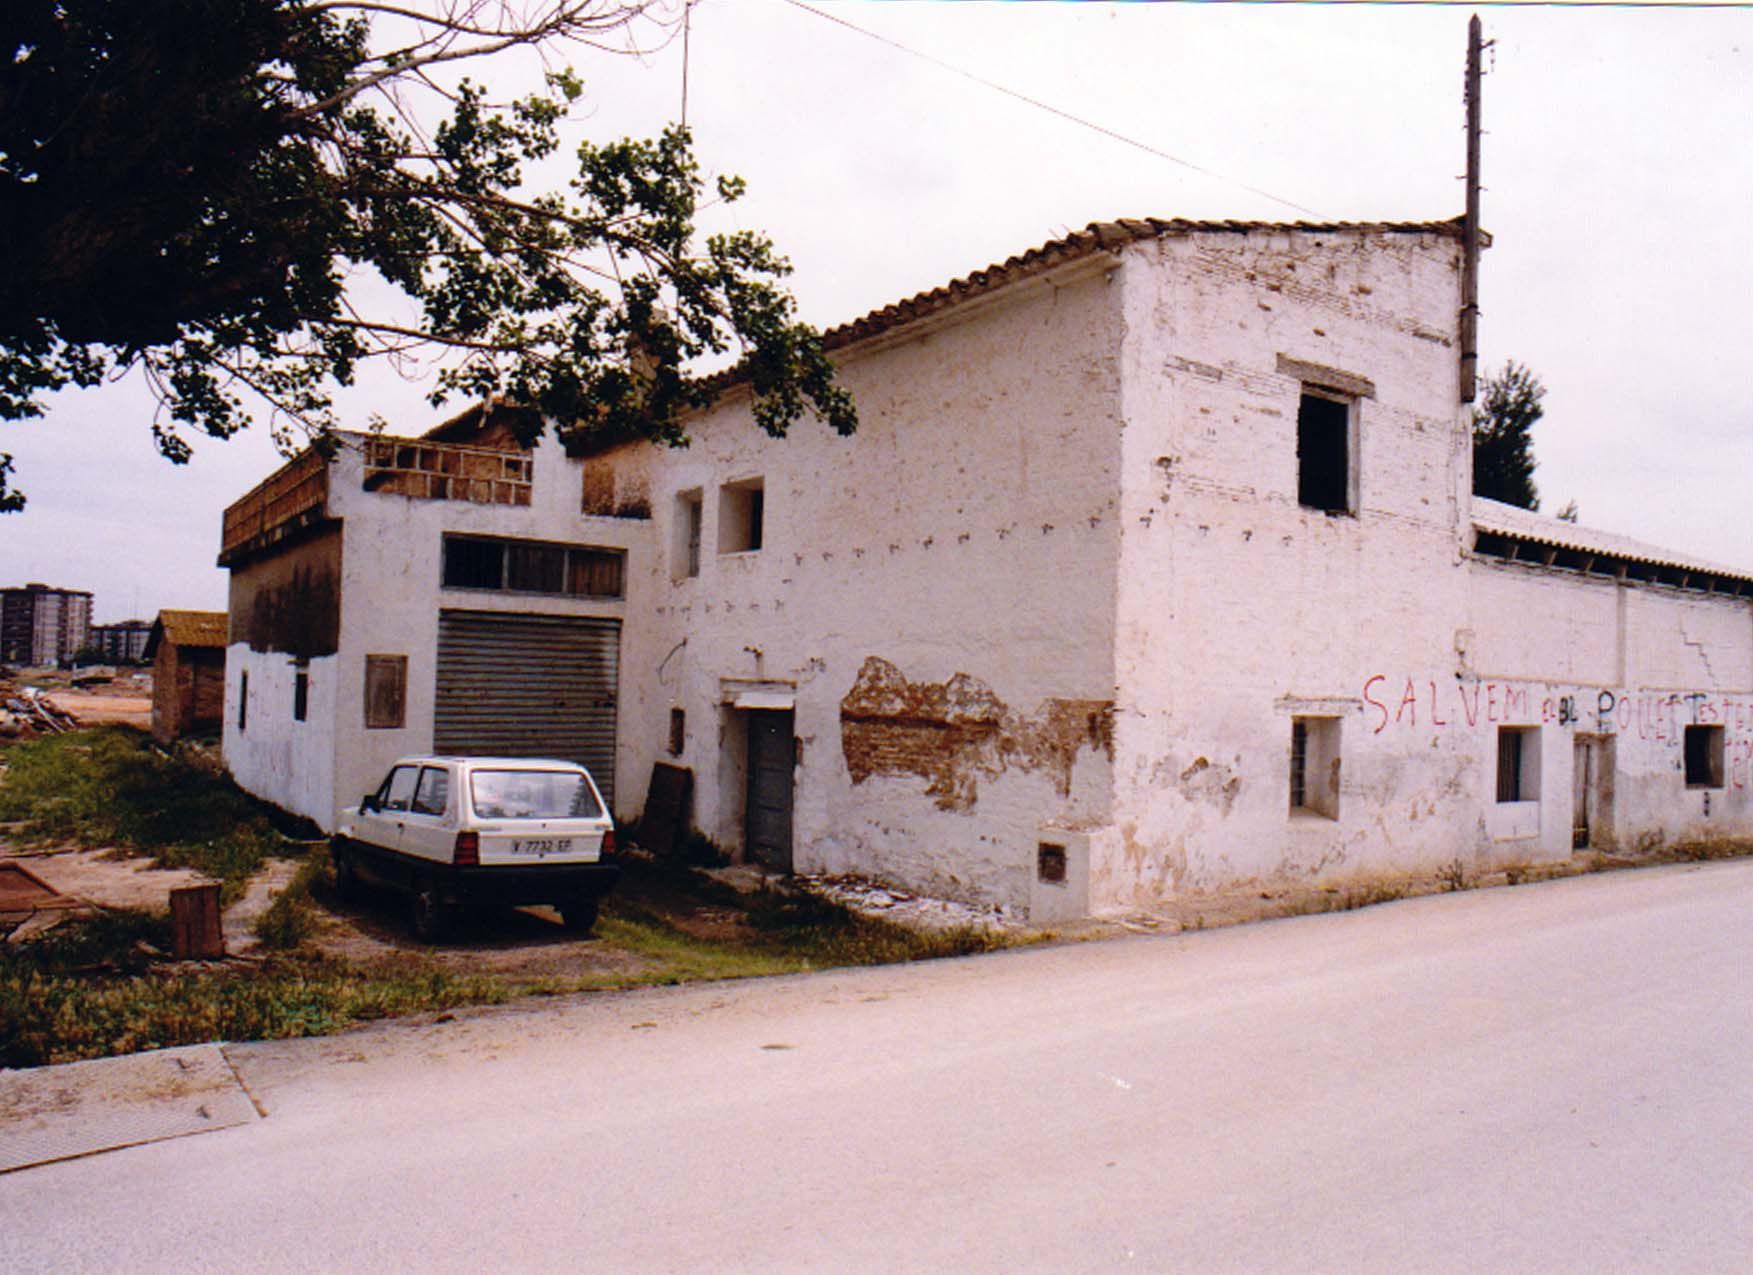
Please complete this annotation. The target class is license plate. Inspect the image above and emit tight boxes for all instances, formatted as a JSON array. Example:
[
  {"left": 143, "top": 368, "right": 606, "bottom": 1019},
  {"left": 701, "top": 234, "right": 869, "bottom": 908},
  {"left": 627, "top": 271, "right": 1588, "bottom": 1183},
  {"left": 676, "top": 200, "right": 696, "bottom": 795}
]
[{"left": 511, "top": 837, "right": 573, "bottom": 856}]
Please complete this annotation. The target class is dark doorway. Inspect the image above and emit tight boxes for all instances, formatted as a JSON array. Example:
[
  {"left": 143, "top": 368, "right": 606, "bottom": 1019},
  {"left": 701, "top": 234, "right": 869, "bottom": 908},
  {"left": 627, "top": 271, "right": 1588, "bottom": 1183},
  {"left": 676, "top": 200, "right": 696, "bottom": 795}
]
[{"left": 746, "top": 710, "right": 795, "bottom": 872}]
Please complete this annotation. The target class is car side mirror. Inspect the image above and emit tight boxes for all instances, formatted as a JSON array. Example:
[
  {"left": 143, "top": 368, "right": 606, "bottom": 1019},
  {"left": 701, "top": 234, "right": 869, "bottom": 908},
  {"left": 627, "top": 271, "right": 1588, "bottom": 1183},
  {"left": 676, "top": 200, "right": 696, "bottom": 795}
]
[{"left": 362, "top": 794, "right": 379, "bottom": 813}]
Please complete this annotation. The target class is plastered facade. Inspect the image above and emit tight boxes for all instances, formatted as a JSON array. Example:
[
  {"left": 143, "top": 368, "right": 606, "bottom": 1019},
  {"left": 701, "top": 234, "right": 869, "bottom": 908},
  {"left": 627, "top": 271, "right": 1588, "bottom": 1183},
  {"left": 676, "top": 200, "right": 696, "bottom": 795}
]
[{"left": 220, "top": 220, "right": 1753, "bottom": 917}]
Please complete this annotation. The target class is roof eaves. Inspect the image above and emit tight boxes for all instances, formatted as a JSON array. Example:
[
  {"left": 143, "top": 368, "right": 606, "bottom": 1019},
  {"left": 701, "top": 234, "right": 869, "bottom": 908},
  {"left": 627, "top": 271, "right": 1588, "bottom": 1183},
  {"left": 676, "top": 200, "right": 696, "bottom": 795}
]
[{"left": 1472, "top": 499, "right": 1753, "bottom": 589}]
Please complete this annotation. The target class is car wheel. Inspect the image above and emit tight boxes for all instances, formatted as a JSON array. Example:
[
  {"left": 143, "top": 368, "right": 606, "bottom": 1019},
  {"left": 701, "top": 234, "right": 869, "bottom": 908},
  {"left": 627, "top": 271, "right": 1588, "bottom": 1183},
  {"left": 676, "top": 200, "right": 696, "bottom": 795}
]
[
  {"left": 561, "top": 896, "right": 600, "bottom": 936},
  {"left": 411, "top": 881, "right": 451, "bottom": 943},
  {"left": 332, "top": 845, "right": 358, "bottom": 899}
]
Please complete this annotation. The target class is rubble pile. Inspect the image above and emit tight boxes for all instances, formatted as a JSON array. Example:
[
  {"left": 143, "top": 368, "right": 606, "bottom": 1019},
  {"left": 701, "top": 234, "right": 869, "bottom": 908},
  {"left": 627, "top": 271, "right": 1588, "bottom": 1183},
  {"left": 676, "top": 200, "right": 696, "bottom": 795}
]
[
  {"left": 796, "top": 873, "right": 1019, "bottom": 933},
  {"left": 1, "top": 683, "right": 80, "bottom": 739}
]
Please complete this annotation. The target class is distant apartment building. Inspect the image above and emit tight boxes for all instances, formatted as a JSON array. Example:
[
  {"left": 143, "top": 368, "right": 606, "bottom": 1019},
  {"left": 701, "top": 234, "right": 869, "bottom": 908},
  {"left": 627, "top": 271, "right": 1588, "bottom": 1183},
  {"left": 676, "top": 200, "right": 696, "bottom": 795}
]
[
  {"left": 88, "top": 620, "right": 154, "bottom": 664},
  {"left": 0, "top": 583, "right": 93, "bottom": 667}
]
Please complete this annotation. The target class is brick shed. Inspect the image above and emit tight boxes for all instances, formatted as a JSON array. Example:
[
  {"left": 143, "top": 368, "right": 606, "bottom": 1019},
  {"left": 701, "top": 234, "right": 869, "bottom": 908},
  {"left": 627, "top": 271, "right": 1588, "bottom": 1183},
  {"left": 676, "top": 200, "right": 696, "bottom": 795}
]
[{"left": 146, "top": 610, "right": 227, "bottom": 744}]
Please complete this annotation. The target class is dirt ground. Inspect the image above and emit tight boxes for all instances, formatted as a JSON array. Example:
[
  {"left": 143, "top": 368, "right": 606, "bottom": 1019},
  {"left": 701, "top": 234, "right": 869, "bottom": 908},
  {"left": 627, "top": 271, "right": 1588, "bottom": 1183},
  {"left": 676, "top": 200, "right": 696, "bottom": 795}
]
[
  {"left": 3, "top": 670, "right": 153, "bottom": 735},
  {"left": 1, "top": 839, "right": 657, "bottom": 976},
  {"left": 47, "top": 690, "right": 152, "bottom": 731}
]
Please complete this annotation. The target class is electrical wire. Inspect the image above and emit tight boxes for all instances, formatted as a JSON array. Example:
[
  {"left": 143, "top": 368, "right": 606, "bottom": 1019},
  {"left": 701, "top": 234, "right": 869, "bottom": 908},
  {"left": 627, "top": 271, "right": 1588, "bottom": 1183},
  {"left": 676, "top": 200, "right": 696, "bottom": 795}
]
[{"left": 779, "top": 0, "right": 1329, "bottom": 218}]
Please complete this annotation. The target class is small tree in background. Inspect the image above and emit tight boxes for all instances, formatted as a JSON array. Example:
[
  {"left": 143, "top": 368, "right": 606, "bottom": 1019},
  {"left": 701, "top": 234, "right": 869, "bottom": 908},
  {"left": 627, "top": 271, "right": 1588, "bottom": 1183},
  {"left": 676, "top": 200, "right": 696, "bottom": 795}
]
[{"left": 1471, "top": 360, "right": 1544, "bottom": 510}]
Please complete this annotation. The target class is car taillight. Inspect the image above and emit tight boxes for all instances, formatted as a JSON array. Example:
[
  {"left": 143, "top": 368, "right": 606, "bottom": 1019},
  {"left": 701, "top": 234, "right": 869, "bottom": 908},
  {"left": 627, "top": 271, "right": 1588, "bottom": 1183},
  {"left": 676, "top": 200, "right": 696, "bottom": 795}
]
[
  {"left": 453, "top": 830, "right": 480, "bottom": 866},
  {"left": 602, "top": 826, "right": 616, "bottom": 855}
]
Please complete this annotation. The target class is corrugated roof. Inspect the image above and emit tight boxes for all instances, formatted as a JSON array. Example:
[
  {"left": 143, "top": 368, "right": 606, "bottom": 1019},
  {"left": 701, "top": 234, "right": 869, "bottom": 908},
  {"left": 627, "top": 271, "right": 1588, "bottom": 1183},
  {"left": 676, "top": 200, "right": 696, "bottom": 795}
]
[
  {"left": 155, "top": 610, "right": 229, "bottom": 649},
  {"left": 1473, "top": 498, "right": 1753, "bottom": 590}
]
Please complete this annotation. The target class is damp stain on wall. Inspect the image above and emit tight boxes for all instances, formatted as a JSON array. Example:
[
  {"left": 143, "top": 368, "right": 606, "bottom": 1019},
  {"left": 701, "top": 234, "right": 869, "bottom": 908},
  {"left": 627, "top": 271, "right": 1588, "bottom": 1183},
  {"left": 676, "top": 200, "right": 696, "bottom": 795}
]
[{"left": 840, "top": 655, "right": 1114, "bottom": 812}]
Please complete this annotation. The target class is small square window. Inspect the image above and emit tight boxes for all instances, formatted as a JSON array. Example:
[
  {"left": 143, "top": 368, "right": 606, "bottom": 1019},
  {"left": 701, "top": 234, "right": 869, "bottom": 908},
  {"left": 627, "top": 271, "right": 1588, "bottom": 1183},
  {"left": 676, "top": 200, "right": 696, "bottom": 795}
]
[
  {"left": 506, "top": 542, "right": 566, "bottom": 593},
  {"left": 1496, "top": 727, "right": 1540, "bottom": 803},
  {"left": 293, "top": 662, "right": 309, "bottom": 722},
  {"left": 566, "top": 548, "right": 625, "bottom": 599},
  {"left": 718, "top": 478, "right": 764, "bottom": 554},
  {"left": 1038, "top": 843, "right": 1068, "bottom": 884},
  {"left": 365, "top": 654, "right": 407, "bottom": 730},
  {"left": 442, "top": 537, "right": 504, "bottom": 589},
  {"left": 1684, "top": 725, "right": 1724, "bottom": 788},
  {"left": 1290, "top": 716, "right": 1341, "bottom": 819}
]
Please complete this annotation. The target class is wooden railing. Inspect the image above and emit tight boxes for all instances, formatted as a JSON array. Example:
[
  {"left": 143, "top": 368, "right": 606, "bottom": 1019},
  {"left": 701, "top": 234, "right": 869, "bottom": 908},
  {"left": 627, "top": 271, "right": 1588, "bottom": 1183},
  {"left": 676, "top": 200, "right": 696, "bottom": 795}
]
[
  {"left": 220, "top": 449, "right": 329, "bottom": 562},
  {"left": 361, "top": 436, "right": 532, "bottom": 507}
]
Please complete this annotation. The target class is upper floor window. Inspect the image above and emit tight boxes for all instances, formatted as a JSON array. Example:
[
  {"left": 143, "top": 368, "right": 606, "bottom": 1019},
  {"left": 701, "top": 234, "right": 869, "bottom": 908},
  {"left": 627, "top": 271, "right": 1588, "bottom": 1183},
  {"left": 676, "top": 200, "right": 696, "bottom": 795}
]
[
  {"left": 442, "top": 534, "right": 624, "bottom": 599},
  {"left": 1297, "top": 390, "right": 1354, "bottom": 514},
  {"left": 718, "top": 477, "right": 764, "bottom": 554},
  {"left": 1279, "top": 355, "right": 1372, "bottom": 517}
]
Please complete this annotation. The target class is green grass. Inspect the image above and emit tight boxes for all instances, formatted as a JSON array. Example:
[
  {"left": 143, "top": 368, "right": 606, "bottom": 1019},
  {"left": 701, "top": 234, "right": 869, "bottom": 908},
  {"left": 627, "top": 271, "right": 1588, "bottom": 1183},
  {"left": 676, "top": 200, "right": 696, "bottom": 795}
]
[
  {"left": 0, "top": 904, "right": 518, "bottom": 1067},
  {"left": 253, "top": 845, "right": 328, "bottom": 950},
  {"left": 0, "top": 727, "right": 296, "bottom": 899},
  {"left": 0, "top": 736, "right": 1025, "bottom": 1065}
]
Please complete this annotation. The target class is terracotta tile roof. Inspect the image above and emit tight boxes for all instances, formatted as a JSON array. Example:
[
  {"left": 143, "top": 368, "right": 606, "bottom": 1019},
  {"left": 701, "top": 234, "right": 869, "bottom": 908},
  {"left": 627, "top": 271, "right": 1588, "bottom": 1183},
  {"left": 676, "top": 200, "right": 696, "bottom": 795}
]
[
  {"left": 486, "top": 215, "right": 1473, "bottom": 453},
  {"left": 154, "top": 610, "right": 229, "bottom": 649},
  {"left": 816, "top": 217, "right": 1472, "bottom": 355}
]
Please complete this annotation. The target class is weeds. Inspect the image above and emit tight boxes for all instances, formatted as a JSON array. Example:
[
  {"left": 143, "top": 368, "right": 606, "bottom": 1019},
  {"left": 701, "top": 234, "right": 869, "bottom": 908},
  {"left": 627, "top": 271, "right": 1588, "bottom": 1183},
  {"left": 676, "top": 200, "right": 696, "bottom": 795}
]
[
  {"left": 0, "top": 728, "right": 294, "bottom": 899},
  {"left": 1278, "top": 879, "right": 1408, "bottom": 917},
  {"left": 0, "top": 937, "right": 516, "bottom": 1069},
  {"left": 253, "top": 845, "right": 329, "bottom": 950},
  {"left": 1438, "top": 858, "right": 1468, "bottom": 892}
]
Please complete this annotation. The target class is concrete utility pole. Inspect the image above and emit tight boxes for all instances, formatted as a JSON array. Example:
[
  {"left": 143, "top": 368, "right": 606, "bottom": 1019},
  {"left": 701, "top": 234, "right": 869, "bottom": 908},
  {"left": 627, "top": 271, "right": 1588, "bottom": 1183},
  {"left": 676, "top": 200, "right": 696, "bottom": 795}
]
[{"left": 1460, "top": 13, "right": 1484, "bottom": 404}]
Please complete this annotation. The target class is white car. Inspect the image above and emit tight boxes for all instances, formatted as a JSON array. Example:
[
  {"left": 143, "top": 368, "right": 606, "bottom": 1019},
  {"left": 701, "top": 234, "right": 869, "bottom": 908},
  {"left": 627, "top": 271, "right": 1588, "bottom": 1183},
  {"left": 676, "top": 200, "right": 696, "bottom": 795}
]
[{"left": 332, "top": 756, "right": 619, "bottom": 941}]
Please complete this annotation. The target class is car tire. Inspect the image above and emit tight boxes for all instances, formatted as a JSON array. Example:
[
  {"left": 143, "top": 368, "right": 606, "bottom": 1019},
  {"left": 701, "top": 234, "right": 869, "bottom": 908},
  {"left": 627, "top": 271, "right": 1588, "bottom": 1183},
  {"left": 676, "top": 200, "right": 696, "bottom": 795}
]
[
  {"left": 332, "top": 844, "right": 358, "bottom": 900},
  {"left": 561, "top": 896, "right": 600, "bottom": 936},
  {"left": 411, "top": 881, "right": 451, "bottom": 943}
]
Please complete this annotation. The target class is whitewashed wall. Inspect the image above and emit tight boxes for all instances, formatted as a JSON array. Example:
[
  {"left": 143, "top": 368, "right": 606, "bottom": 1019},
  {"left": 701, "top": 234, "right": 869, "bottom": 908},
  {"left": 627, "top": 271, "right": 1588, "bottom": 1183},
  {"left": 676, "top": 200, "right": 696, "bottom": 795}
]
[
  {"left": 225, "top": 432, "right": 650, "bottom": 830},
  {"left": 617, "top": 258, "right": 1126, "bottom": 911},
  {"left": 221, "top": 645, "right": 338, "bottom": 828},
  {"left": 1106, "top": 228, "right": 1482, "bottom": 907}
]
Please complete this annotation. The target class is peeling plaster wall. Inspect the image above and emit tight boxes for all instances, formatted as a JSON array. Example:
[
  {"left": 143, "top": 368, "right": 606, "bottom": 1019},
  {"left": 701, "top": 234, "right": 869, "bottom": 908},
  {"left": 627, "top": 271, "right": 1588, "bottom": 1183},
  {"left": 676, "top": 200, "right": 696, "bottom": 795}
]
[
  {"left": 624, "top": 261, "right": 1124, "bottom": 911},
  {"left": 1105, "top": 228, "right": 1753, "bottom": 912},
  {"left": 1107, "top": 229, "right": 1480, "bottom": 907}
]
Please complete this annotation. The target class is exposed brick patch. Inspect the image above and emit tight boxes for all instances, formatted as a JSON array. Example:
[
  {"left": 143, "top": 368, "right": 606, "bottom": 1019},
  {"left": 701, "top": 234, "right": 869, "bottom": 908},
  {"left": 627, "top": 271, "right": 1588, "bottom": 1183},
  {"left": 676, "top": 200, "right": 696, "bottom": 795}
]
[{"left": 840, "top": 656, "right": 1113, "bottom": 811}]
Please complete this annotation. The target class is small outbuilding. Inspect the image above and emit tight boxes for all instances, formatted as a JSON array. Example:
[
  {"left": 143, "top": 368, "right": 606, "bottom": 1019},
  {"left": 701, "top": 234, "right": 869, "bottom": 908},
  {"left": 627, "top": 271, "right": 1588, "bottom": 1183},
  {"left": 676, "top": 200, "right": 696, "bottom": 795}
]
[{"left": 145, "top": 610, "right": 228, "bottom": 743}]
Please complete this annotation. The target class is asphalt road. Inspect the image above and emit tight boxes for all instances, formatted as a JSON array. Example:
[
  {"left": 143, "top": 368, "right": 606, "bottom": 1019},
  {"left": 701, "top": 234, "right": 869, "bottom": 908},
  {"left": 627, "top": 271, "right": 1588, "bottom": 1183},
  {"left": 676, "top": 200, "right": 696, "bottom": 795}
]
[{"left": 6, "top": 860, "right": 1753, "bottom": 1273}]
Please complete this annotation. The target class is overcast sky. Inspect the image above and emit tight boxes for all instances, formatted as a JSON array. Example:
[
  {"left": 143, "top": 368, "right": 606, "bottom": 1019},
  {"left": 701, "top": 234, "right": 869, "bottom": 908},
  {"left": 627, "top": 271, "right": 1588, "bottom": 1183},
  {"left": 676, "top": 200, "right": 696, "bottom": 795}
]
[{"left": 4, "top": 0, "right": 1750, "bottom": 622}]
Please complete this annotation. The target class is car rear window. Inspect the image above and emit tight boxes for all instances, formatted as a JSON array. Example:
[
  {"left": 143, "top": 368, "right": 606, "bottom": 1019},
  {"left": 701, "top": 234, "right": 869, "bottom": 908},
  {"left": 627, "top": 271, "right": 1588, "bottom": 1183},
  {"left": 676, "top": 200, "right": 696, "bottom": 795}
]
[{"left": 469, "top": 769, "right": 604, "bottom": 820}]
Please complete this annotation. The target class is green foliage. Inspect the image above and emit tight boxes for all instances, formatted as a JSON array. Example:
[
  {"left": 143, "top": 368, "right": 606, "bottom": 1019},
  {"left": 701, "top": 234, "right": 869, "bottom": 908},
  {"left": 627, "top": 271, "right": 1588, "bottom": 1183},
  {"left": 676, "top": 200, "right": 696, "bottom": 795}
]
[
  {"left": 0, "top": 1, "right": 855, "bottom": 509},
  {"left": 253, "top": 846, "right": 328, "bottom": 949},
  {"left": 1, "top": 935, "right": 514, "bottom": 1068},
  {"left": 1471, "top": 360, "right": 1544, "bottom": 510},
  {"left": 0, "top": 727, "right": 287, "bottom": 897}
]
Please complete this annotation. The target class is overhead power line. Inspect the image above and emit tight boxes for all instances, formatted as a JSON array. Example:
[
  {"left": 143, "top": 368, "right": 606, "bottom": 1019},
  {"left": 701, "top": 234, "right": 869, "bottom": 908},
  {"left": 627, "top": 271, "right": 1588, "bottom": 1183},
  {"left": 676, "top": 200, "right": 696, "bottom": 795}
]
[{"left": 779, "top": 0, "right": 1329, "bottom": 219}]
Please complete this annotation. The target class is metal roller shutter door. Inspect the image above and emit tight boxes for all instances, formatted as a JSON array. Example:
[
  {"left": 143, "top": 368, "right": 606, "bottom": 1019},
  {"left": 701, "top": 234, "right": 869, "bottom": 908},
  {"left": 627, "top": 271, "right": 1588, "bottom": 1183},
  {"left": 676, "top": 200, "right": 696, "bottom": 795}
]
[{"left": 434, "top": 610, "right": 621, "bottom": 806}]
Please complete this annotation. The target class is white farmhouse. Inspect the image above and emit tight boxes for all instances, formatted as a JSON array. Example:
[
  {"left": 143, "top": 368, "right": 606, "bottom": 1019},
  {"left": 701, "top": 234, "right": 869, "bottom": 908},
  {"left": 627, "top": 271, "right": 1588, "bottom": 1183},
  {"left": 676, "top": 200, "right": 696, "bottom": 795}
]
[{"left": 219, "top": 217, "right": 1753, "bottom": 919}]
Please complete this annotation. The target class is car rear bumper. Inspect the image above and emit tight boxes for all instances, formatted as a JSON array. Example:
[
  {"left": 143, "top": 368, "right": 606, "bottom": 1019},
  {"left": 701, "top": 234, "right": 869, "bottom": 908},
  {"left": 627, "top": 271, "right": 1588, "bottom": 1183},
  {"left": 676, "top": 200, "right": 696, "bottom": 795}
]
[
  {"left": 438, "top": 861, "right": 621, "bottom": 908},
  {"left": 334, "top": 835, "right": 620, "bottom": 908}
]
